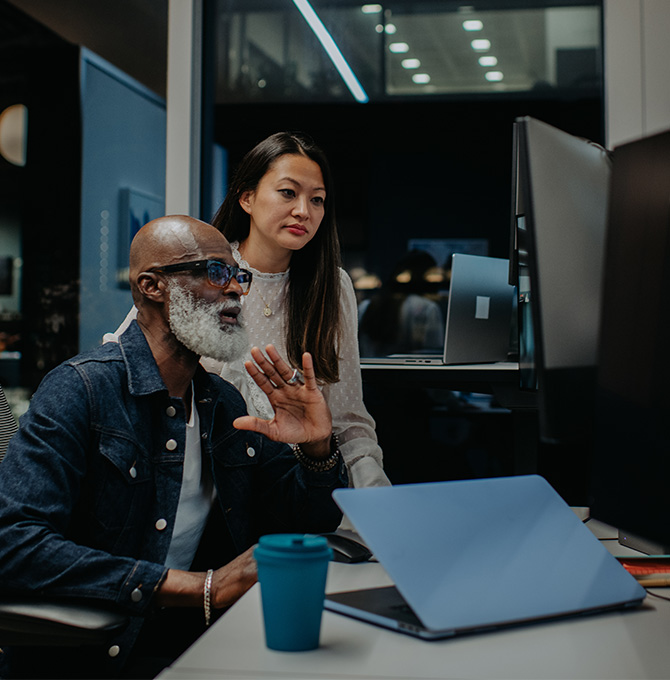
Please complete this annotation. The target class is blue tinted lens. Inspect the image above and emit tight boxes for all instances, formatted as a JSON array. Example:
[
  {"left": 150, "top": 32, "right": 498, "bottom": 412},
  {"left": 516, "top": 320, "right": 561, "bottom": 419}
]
[
  {"left": 207, "top": 262, "right": 232, "bottom": 287},
  {"left": 207, "top": 262, "right": 251, "bottom": 291}
]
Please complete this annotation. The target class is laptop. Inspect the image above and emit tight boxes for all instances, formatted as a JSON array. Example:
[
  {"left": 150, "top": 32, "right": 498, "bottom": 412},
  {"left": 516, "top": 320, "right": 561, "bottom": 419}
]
[
  {"left": 362, "top": 254, "right": 515, "bottom": 365},
  {"left": 325, "top": 475, "right": 645, "bottom": 640}
]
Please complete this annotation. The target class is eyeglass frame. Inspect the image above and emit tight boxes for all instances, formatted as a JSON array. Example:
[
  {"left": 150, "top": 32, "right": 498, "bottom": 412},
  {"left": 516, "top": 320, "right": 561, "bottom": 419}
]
[{"left": 148, "top": 259, "right": 253, "bottom": 295}]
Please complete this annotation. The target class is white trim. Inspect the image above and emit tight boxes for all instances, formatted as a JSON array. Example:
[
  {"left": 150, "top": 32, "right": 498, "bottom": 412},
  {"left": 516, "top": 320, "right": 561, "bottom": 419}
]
[
  {"left": 604, "top": 0, "right": 670, "bottom": 147},
  {"left": 166, "top": 0, "right": 202, "bottom": 216}
]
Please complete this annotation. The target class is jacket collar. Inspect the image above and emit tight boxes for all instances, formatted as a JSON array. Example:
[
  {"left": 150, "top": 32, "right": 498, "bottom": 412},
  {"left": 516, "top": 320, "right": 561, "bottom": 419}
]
[
  {"left": 118, "top": 320, "right": 171, "bottom": 397},
  {"left": 117, "top": 320, "right": 220, "bottom": 404}
]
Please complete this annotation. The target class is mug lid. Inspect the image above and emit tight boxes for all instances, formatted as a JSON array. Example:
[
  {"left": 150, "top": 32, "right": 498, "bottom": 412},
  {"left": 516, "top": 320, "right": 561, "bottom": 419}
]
[{"left": 258, "top": 533, "right": 329, "bottom": 553}]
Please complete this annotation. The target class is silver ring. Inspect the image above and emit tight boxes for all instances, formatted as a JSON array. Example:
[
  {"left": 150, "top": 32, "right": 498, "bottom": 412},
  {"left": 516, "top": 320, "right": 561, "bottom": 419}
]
[{"left": 286, "top": 368, "right": 304, "bottom": 386}]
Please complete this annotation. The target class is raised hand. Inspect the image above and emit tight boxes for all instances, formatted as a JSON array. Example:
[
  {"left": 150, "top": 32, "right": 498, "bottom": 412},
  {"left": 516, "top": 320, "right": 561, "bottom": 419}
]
[{"left": 232, "top": 345, "right": 332, "bottom": 454}]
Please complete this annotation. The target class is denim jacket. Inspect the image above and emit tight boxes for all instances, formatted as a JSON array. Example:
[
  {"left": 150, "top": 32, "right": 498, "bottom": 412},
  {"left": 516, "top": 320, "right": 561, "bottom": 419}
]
[{"left": 0, "top": 321, "right": 347, "bottom": 676}]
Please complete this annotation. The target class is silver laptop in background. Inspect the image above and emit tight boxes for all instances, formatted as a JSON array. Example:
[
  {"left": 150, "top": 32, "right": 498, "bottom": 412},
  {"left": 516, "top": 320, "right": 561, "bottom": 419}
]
[
  {"left": 443, "top": 253, "right": 515, "bottom": 364},
  {"left": 361, "top": 254, "right": 515, "bottom": 365}
]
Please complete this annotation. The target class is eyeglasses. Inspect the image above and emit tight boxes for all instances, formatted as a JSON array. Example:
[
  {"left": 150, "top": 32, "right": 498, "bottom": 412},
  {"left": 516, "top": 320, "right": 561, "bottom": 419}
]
[{"left": 149, "top": 259, "right": 253, "bottom": 295}]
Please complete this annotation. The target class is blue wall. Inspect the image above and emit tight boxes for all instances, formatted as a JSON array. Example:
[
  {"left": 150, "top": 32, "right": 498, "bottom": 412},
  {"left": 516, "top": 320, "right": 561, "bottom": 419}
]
[{"left": 79, "top": 49, "right": 165, "bottom": 351}]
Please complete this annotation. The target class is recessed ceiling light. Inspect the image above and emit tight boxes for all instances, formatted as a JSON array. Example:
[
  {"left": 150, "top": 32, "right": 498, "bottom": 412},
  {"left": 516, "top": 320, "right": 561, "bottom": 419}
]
[
  {"left": 478, "top": 56, "right": 498, "bottom": 67},
  {"left": 361, "top": 4, "right": 382, "bottom": 13},
  {"left": 485, "top": 71, "right": 504, "bottom": 82},
  {"left": 375, "top": 24, "right": 384, "bottom": 33},
  {"left": 401, "top": 58, "right": 421, "bottom": 69},
  {"left": 471, "top": 39, "right": 491, "bottom": 51},
  {"left": 463, "top": 20, "right": 483, "bottom": 31},
  {"left": 389, "top": 42, "right": 410, "bottom": 53},
  {"left": 412, "top": 73, "right": 431, "bottom": 84},
  {"left": 385, "top": 23, "right": 397, "bottom": 34}
]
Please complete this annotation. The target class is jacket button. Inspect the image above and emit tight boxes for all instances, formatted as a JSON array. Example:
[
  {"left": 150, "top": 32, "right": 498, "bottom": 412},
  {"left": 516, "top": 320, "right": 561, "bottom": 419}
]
[
  {"left": 131, "top": 588, "right": 142, "bottom": 602},
  {"left": 108, "top": 645, "right": 120, "bottom": 657},
  {"left": 166, "top": 439, "right": 177, "bottom": 451},
  {"left": 166, "top": 406, "right": 177, "bottom": 417},
  {"left": 129, "top": 466, "right": 137, "bottom": 479},
  {"left": 246, "top": 446, "right": 256, "bottom": 457},
  {"left": 155, "top": 518, "right": 167, "bottom": 531}
]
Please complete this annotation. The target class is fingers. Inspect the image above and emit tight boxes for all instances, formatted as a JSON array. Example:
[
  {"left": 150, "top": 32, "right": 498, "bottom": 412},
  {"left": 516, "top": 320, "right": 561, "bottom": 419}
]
[
  {"left": 247, "top": 346, "right": 316, "bottom": 390},
  {"left": 212, "top": 547, "right": 258, "bottom": 609},
  {"left": 300, "top": 352, "right": 316, "bottom": 386}
]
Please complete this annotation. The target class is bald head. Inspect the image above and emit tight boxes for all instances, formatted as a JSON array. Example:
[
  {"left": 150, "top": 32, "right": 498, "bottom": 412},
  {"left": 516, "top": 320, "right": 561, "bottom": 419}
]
[{"left": 129, "top": 215, "right": 231, "bottom": 304}]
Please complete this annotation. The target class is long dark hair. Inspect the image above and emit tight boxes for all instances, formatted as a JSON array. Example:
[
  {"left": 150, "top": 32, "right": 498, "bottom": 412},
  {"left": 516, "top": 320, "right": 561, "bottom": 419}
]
[{"left": 212, "top": 132, "right": 342, "bottom": 383}]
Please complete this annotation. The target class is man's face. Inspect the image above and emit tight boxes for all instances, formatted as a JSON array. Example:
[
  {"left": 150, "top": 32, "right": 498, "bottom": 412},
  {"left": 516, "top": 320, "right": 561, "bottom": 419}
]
[{"left": 167, "top": 276, "right": 249, "bottom": 363}]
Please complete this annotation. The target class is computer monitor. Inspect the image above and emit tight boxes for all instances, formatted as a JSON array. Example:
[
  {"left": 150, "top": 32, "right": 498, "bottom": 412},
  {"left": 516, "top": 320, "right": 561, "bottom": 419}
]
[
  {"left": 589, "top": 129, "right": 670, "bottom": 553},
  {"left": 509, "top": 121, "right": 535, "bottom": 391},
  {"left": 511, "top": 116, "right": 611, "bottom": 450}
]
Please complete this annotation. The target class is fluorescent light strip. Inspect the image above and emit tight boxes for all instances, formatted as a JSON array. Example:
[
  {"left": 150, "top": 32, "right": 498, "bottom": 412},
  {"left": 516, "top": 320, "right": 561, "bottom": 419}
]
[{"left": 292, "top": 0, "right": 369, "bottom": 103}]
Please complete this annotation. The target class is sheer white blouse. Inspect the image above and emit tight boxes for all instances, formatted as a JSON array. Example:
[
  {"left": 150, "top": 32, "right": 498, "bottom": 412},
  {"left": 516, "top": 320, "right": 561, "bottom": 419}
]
[{"left": 200, "top": 242, "right": 390, "bottom": 490}]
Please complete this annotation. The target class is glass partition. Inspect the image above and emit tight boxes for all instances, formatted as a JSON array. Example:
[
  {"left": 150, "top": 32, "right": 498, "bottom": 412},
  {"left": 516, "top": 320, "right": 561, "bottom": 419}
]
[
  {"left": 211, "top": 1, "right": 602, "bottom": 104},
  {"left": 205, "top": 0, "right": 603, "bottom": 359}
]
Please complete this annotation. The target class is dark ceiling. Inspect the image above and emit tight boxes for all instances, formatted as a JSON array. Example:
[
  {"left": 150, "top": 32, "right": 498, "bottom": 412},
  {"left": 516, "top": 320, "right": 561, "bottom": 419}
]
[{"left": 4, "top": 0, "right": 168, "bottom": 97}]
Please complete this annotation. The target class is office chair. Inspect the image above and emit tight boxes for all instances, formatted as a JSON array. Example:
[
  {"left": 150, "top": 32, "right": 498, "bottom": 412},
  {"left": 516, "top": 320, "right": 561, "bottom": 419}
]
[
  {"left": 0, "top": 385, "right": 129, "bottom": 647},
  {"left": 0, "top": 599, "right": 129, "bottom": 646}
]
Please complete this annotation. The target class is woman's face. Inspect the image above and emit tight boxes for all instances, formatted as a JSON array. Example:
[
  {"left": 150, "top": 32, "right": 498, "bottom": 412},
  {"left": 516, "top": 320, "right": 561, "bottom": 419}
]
[{"left": 239, "top": 153, "right": 326, "bottom": 256}]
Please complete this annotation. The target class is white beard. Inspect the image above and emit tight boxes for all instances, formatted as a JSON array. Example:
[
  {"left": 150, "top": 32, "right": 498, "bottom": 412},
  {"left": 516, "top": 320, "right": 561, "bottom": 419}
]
[{"left": 167, "top": 280, "right": 249, "bottom": 363}]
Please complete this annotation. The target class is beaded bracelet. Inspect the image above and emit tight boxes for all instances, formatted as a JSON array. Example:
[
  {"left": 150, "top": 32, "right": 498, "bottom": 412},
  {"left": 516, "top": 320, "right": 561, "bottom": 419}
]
[
  {"left": 203, "top": 569, "right": 213, "bottom": 627},
  {"left": 292, "top": 433, "right": 341, "bottom": 472}
]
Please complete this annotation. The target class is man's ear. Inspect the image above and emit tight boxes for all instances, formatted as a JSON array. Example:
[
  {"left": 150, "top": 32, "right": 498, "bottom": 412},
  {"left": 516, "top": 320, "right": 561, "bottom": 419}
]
[
  {"left": 136, "top": 272, "right": 167, "bottom": 303},
  {"left": 239, "top": 191, "right": 254, "bottom": 215}
]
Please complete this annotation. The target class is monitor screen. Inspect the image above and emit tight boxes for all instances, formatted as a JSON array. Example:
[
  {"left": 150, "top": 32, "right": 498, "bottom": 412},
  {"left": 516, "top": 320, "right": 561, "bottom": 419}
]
[
  {"left": 589, "top": 129, "right": 670, "bottom": 552},
  {"left": 514, "top": 116, "right": 611, "bottom": 447}
]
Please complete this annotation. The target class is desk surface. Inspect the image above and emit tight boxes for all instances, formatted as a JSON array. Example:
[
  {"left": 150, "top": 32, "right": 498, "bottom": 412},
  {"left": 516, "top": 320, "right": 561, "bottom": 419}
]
[{"left": 159, "top": 531, "right": 670, "bottom": 680}]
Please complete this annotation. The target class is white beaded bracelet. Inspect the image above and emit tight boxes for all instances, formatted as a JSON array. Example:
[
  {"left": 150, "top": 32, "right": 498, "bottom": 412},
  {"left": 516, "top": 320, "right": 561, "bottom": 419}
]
[{"left": 204, "top": 569, "right": 213, "bottom": 627}]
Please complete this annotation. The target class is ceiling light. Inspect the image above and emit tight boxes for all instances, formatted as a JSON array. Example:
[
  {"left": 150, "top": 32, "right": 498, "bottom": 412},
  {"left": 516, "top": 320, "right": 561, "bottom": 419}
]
[
  {"left": 389, "top": 42, "right": 409, "bottom": 53},
  {"left": 385, "top": 23, "right": 397, "bottom": 34},
  {"left": 292, "top": 0, "right": 369, "bottom": 103},
  {"left": 412, "top": 73, "right": 431, "bottom": 84},
  {"left": 361, "top": 4, "right": 382, "bottom": 13},
  {"left": 478, "top": 56, "right": 498, "bottom": 67},
  {"left": 485, "top": 71, "right": 504, "bottom": 82},
  {"left": 463, "top": 20, "right": 483, "bottom": 31},
  {"left": 401, "top": 58, "right": 421, "bottom": 69},
  {"left": 375, "top": 24, "right": 384, "bottom": 33},
  {"left": 471, "top": 39, "right": 491, "bottom": 51}
]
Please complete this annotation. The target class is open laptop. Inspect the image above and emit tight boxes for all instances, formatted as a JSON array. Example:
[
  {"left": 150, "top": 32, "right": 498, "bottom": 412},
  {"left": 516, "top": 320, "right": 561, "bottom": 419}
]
[
  {"left": 362, "top": 253, "right": 515, "bottom": 365},
  {"left": 325, "top": 475, "right": 645, "bottom": 640}
]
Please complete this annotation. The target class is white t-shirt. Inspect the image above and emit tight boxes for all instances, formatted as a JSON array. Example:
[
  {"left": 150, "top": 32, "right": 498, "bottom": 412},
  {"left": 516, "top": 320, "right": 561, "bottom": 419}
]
[{"left": 165, "top": 386, "right": 215, "bottom": 570}]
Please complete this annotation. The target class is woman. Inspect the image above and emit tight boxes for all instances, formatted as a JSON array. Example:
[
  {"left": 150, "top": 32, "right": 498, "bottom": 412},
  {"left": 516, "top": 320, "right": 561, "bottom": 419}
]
[{"left": 205, "top": 131, "right": 388, "bottom": 489}]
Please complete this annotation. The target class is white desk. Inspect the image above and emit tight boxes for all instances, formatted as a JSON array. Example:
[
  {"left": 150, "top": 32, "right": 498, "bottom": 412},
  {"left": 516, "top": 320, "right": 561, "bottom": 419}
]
[{"left": 158, "top": 529, "right": 670, "bottom": 680}]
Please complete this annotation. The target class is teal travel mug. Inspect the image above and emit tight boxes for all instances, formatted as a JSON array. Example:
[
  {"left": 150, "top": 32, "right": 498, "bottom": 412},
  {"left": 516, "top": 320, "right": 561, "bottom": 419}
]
[{"left": 254, "top": 534, "right": 332, "bottom": 651}]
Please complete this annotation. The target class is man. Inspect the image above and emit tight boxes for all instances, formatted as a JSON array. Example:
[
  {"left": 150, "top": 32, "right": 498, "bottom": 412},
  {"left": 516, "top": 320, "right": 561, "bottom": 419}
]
[{"left": 0, "top": 216, "right": 347, "bottom": 678}]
